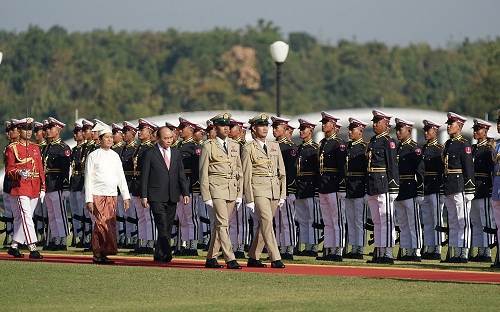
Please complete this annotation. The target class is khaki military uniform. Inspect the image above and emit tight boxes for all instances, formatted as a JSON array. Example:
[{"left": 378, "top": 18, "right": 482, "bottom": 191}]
[
  {"left": 200, "top": 138, "right": 243, "bottom": 262},
  {"left": 242, "top": 139, "right": 286, "bottom": 261}
]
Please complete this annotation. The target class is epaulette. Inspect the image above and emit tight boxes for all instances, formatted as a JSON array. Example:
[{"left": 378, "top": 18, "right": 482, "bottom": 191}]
[
  {"left": 407, "top": 140, "right": 417, "bottom": 147},
  {"left": 52, "top": 139, "right": 68, "bottom": 147},
  {"left": 181, "top": 137, "right": 195, "bottom": 145},
  {"left": 126, "top": 141, "right": 138, "bottom": 149},
  {"left": 141, "top": 140, "right": 154, "bottom": 147},
  {"left": 228, "top": 138, "right": 238, "bottom": 144},
  {"left": 112, "top": 141, "right": 125, "bottom": 149},
  {"left": 302, "top": 139, "right": 318, "bottom": 148},
  {"left": 7, "top": 141, "right": 19, "bottom": 148}
]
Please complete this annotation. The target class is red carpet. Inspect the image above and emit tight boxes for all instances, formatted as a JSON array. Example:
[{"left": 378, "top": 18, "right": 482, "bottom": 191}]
[{"left": 2, "top": 253, "right": 500, "bottom": 284}]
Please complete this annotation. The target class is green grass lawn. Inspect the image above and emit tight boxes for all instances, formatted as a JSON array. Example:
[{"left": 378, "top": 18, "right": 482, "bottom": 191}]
[
  {"left": 1, "top": 260, "right": 500, "bottom": 312},
  {"left": 2, "top": 231, "right": 500, "bottom": 311}
]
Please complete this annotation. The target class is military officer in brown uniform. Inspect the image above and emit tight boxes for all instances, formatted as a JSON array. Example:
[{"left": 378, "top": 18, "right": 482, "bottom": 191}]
[
  {"left": 200, "top": 113, "right": 243, "bottom": 269},
  {"left": 242, "top": 113, "right": 286, "bottom": 268}
]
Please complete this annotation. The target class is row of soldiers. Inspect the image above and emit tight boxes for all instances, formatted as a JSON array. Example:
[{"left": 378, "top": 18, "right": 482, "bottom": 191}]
[{"left": 2, "top": 109, "right": 500, "bottom": 268}]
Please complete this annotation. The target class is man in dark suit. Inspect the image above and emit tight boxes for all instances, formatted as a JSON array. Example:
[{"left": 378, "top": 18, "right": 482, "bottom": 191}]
[{"left": 141, "top": 127, "right": 190, "bottom": 262}]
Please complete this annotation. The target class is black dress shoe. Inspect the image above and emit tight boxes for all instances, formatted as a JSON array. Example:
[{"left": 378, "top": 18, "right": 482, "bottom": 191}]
[
  {"left": 226, "top": 260, "right": 242, "bottom": 269},
  {"left": 234, "top": 251, "right": 246, "bottom": 259},
  {"left": 153, "top": 255, "right": 172, "bottom": 262},
  {"left": 29, "top": 250, "right": 43, "bottom": 259},
  {"left": 247, "top": 257, "right": 267, "bottom": 267},
  {"left": 93, "top": 255, "right": 115, "bottom": 264},
  {"left": 280, "top": 253, "right": 294, "bottom": 260},
  {"left": 8, "top": 247, "right": 24, "bottom": 258},
  {"left": 205, "top": 258, "right": 224, "bottom": 268},
  {"left": 490, "top": 262, "right": 500, "bottom": 269},
  {"left": 324, "top": 254, "right": 343, "bottom": 262},
  {"left": 271, "top": 260, "right": 285, "bottom": 268}
]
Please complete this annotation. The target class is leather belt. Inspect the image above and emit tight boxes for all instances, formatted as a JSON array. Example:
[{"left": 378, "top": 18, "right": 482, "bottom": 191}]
[
  {"left": 445, "top": 169, "right": 462, "bottom": 175},
  {"left": 475, "top": 173, "right": 490, "bottom": 178},
  {"left": 368, "top": 167, "right": 386, "bottom": 173},
  {"left": 424, "top": 171, "right": 439, "bottom": 176},
  {"left": 399, "top": 174, "right": 415, "bottom": 180},
  {"left": 26, "top": 172, "right": 40, "bottom": 178},
  {"left": 45, "top": 169, "right": 62, "bottom": 173},
  {"left": 124, "top": 171, "right": 135, "bottom": 176},
  {"left": 298, "top": 172, "right": 315, "bottom": 177},
  {"left": 71, "top": 170, "right": 82, "bottom": 176},
  {"left": 346, "top": 172, "right": 364, "bottom": 177},
  {"left": 253, "top": 172, "right": 275, "bottom": 177},
  {"left": 209, "top": 172, "right": 235, "bottom": 179}
]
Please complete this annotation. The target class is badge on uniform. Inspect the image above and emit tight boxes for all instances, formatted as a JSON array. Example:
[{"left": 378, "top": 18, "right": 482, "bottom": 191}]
[
  {"left": 390, "top": 142, "right": 396, "bottom": 149},
  {"left": 340, "top": 144, "right": 345, "bottom": 151},
  {"left": 231, "top": 148, "right": 237, "bottom": 153},
  {"left": 290, "top": 149, "right": 296, "bottom": 156},
  {"left": 271, "top": 147, "right": 276, "bottom": 152},
  {"left": 196, "top": 149, "right": 201, "bottom": 155},
  {"left": 415, "top": 148, "right": 421, "bottom": 156},
  {"left": 465, "top": 147, "right": 471, "bottom": 154},
  {"left": 65, "top": 150, "right": 70, "bottom": 156}
]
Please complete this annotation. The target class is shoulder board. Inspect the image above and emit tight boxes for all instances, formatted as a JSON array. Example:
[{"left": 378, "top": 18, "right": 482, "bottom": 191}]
[
  {"left": 408, "top": 140, "right": 417, "bottom": 147},
  {"left": 228, "top": 138, "right": 239, "bottom": 144},
  {"left": 242, "top": 141, "right": 253, "bottom": 148},
  {"left": 202, "top": 139, "right": 214, "bottom": 146},
  {"left": 7, "top": 141, "right": 18, "bottom": 148},
  {"left": 144, "top": 141, "right": 154, "bottom": 147},
  {"left": 458, "top": 137, "right": 468, "bottom": 143},
  {"left": 55, "top": 141, "right": 69, "bottom": 147}
]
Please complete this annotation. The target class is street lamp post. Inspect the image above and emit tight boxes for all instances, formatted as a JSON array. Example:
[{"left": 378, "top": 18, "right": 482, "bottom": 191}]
[{"left": 270, "top": 41, "right": 289, "bottom": 117}]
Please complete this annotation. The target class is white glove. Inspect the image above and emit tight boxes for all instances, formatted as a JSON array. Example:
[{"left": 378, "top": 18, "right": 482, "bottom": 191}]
[
  {"left": 363, "top": 194, "right": 369, "bottom": 205},
  {"left": 62, "top": 191, "right": 70, "bottom": 200},
  {"left": 278, "top": 198, "right": 285, "bottom": 209},
  {"left": 235, "top": 197, "right": 242, "bottom": 211},
  {"left": 39, "top": 191, "right": 45, "bottom": 203},
  {"left": 465, "top": 194, "right": 474, "bottom": 203},
  {"left": 337, "top": 192, "right": 346, "bottom": 200},
  {"left": 286, "top": 194, "right": 296, "bottom": 206},
  {"left": 389, "top": 193, "right": 398, "bottom": 203},
  {"left": 204, "top": 199, "right": 213, "bottom": 209},
  {"left": 246, "top": 202, "right": 255, "bottom": 213},
  {"left": 415, "top": 196, "right": 425, "bottom": 204},
  {"left": 19, "top": 169, "right": 30, "bottom": 180}
]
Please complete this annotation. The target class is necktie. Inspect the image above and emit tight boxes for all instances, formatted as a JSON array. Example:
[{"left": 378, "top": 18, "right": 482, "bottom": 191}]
[
  {"left": 223, "top": 141, "right": 228, "bottom": 154},
  {"left": 163, "top": 148, "right": 170, "bottom": 169},
  {"left": 263, "top": 143, "right": 268, "bottom": 154}
]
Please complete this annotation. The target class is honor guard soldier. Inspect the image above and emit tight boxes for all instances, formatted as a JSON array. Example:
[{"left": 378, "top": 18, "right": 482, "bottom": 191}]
[
  {"left": 121, "top": 121, "right": 139, "bottom": 248},
  {"left": 200, "top": 112, "right": 243, "bottom": 269},
  {"left": 242, "top": 113, "right": 286, "bottom": 268},
  {"left": 228, "top": 117, "right": 250, "bottom": 258},
  {"left": 5, "top": 118, "right": 45, "bottom": 258},
  {"left": 271, "top": 116, "right": 298, "bottom": 260},
  {"left": 366, "top": 110, "right": 399, "bottom": 264},
  {"left": 69, "top": 122, "right": 86, "bottom": 247},
  {"left": 2, "top": 121, "right": 16, "bottom": 246},
  {"left": 490, "top": 110, "right": 500, "bottom": 269},
  {"left": 78, "top": 118, "right": 96, "bottom": 247},
  {"left": 193, "top": 123, "right": 206, "bottom": 144},
  {"left": 420, "top": 120, "right": 445, "bottom": 260},
  {"left": 206, "top": 120, "right": 216, "bottom": 140},
  {"left": 175, "top": 116, "right": 201, "bottom": 255},
  {"left": 394, "top": 118, "right": 425, "bottom": 261},
  {"left": 295, "top": 118, "right": 321, "bottom": 257},
  {"left": 130, "top": 118, "right": 157, "bottom": 254},
  {"left": 166, "top": 121, "right": 181, "bottom": 148},
  {"left": 43, "top": 117, "right": 71, "bottom": 251},
  {"left": 112, "top": 123, "right": 127, "bottom": 246},
  {"left": 343, "top": 118, "right": 368, "bottom": 259},
  {"left": 441, "top": 112, "right": 475, "bottom": 263},
  {"left": 316, "top": 112, "right": 347, "bottom": 261},
  {"left": 470, "top": 118, "right": 495, "bottom": 262},
  {"left": 32, "top": 121, "right": 48, "bottom": 241}
]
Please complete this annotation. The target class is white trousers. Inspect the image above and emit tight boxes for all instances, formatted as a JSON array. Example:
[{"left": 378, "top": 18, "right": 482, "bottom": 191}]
[
  {"left": 45, "top": 191, "right": 69, "bottom": 238},
  {"left": 344, "top": 197, "right": 366, "bottom": 247},
  {"left": 444, "top": 192, "right": 471, "bottom": 248},
  {"left": 229, "top": 197, "right": 250, "bottom": 245},
  {"left": 132, "top": 196, "right": 156, "bottom": 241},
  {"left": 470, "top": 197, "right": 495, "bottom": 248},
  {"left": 295, "top": 197, "right": 322, "bottom": 245},
  {"left": 274, "top": 195, "right": 297, "bottom": 248},
  {"left": 176, "top": 194, "right": 198, "bottom": 241},
  {"left": 319, "top": 192, "right": 345, "bottom": 248},
  {"left": 420, "top": 193, "right": 444, "bottom": 247},
  {"left": 367, "top": 193, "right": 396, "bottom": 248},
  {"left": 394, "top": 198, "right": 422, "bottom": 249},
  {"left": 9, "top": 195, "right": 38, "bottom": 245}
]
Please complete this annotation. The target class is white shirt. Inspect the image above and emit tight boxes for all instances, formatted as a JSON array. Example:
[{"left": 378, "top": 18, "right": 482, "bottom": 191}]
[
  {"left": 216, "top": 136, "right": 227, "bottom": 148},
  {"left": 158, "top": 144, "right": 171, "bottom": 160},
  {"left": 84, "top": 148, "right": 130, "bottom": 203}
]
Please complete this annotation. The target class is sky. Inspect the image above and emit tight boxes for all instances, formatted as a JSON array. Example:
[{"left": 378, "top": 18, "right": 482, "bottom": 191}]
[{"left": 1, "top": 0, "right": 500, "bottom": 48}]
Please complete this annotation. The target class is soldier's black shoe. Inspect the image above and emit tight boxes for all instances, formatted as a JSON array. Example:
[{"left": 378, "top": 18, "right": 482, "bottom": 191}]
[
  {"left": 400, "top": 255, "right": 422, "bottom": 262},
  {"left": 226, "top": 260, "right": 242, "bottom": 269},
  {"left": 29, "top": 250, "right": 43, "bottom": 259},
  {"left": 247, "top": 257, "right": 267, "bottom": 267},
  {"left": 378, "top": 256, "right": 394, "bottom": 264},
  {"left": 323, "top": 254, "right": 343, "bottom": 262},
  {"left": 234, "top": 251, "right": 246, "bottom": 259},
  {"left": 344, "top": 252, "right": 364, "bottom": 259},
  {"left": 43, "top": 243, "right": 57, "bottom": 251},
  {"left": 280, "top": 253, "right": 294, "bottom": 260},
  {"left": 470, "top": 255, "right": 492, "bottom": 263},
  {"left": 205, "top": 258, "right": 224, "bottom": 268},
  {"left": 442, "top": 256, "right": 468, "bottom": 263},
  {"left": 8, "top": 247, "right": 24, "bottom": 258},
  {"left": 271, "top": 260, "right": 285, "bottom": 268},
  {"left": 421, "top": 252, "right": 441, "bottom": 260},
  {"left": 490, "top": 262, "right": 500, "bottom": 269},
  {"left": 56, "top": 245, "right": 67, "bottom": 251}
]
